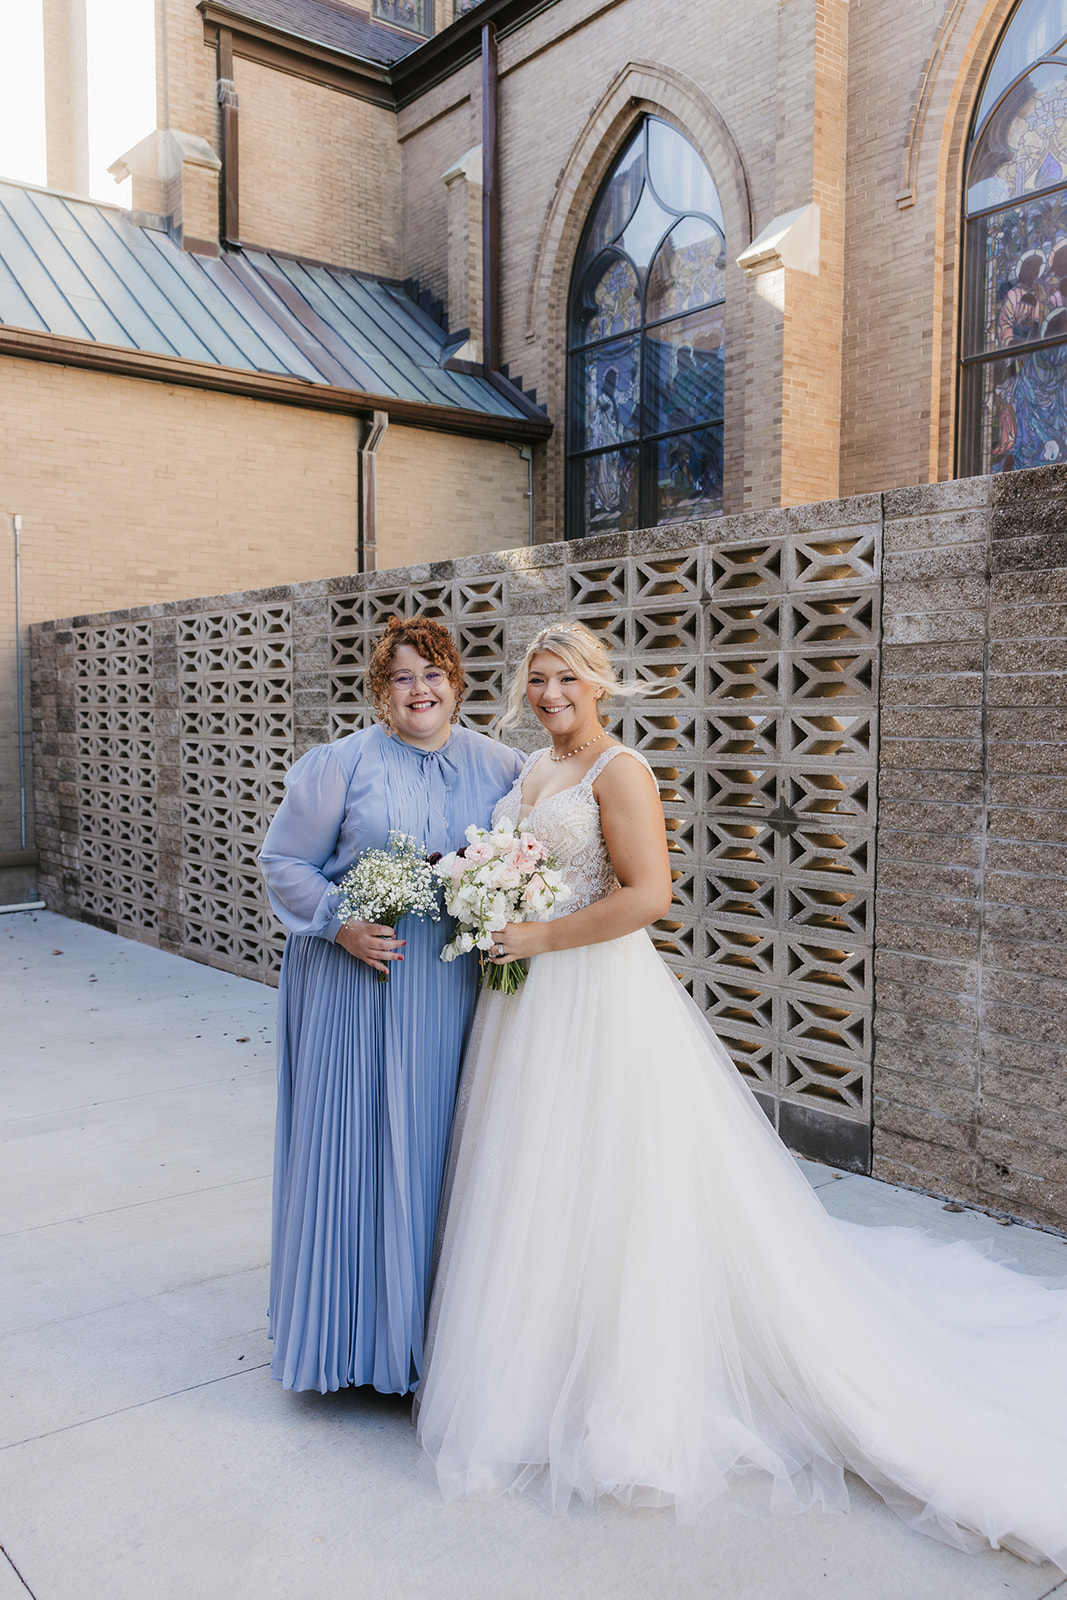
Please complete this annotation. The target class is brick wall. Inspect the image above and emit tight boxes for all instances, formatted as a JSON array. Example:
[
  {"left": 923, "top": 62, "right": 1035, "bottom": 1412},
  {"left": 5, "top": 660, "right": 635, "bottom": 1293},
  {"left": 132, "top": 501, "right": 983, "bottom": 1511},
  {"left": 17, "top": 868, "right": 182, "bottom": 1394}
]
[
  {"left": 146, "top": 0, "right": 1023, "bottom": 526},
  {"left": 398, "top": 66, "right": 479, "bottom": 310},
  {"left": 376, "top": 426, "right": 529, "bottom": 563},
  {"left": 234, "top": 58, "right": 403, "bottom": 273},
  {"left": 838, "top": 0, "right": 1013, "bottom": 494},
  {"left": 0, "top": 358, "right": 529, "bottom": 855},
  {"left": 391, "top": 0, "right": 1019, "bottom": 526},
  {"left": 30, "top": 465, "right": 1067, "bottom": 1224},
  {"left": 157, "top": 0, "right": 222, "bottom": 241}
]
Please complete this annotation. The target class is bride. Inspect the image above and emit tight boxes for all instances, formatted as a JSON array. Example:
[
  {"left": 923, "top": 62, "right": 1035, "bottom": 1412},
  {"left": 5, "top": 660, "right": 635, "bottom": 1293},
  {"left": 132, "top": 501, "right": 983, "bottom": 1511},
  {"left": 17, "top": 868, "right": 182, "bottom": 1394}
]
[{"left": 416, "top": 622, "right": 1067, "bottom": 1568}]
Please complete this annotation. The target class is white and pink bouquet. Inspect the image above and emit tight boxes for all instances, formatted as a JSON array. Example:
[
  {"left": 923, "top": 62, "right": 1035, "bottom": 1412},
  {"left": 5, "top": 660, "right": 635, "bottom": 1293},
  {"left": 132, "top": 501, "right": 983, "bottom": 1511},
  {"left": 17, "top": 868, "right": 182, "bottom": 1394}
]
[
  {"left": 435, "top": 821, "right": 571, "bottom": 994},
  {"left": 335, "top": 831, "right": 440, "bottom": 983}
]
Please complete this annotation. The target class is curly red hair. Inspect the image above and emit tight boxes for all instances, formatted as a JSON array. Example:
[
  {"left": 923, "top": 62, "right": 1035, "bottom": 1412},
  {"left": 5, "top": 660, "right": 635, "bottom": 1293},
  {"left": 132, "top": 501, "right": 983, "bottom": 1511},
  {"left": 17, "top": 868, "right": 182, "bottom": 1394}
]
[{"left": 367, "top": 616, "right": 465, "bottom": 727}]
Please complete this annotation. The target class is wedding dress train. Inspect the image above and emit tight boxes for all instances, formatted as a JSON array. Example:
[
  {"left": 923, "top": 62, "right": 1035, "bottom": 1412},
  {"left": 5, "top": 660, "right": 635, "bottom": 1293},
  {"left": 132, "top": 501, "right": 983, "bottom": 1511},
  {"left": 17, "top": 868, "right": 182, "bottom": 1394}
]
[{"left": 416, "top": 747, "right": 1067, "bottom": 1567}]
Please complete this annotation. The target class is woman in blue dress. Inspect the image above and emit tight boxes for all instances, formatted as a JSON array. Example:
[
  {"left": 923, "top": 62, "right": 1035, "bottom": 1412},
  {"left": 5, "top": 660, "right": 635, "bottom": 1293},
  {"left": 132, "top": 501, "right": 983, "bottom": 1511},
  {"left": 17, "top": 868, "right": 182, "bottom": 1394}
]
[{"left": 259, "top": 616, "right": 523, "bottom": 1395}]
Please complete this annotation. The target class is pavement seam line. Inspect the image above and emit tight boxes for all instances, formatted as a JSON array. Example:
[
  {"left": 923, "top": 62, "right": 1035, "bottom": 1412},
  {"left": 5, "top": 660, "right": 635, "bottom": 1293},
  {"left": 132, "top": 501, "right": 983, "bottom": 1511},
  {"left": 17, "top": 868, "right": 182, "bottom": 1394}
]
[
  {"left": 0, "top": 1174, "right": 272, "bottom": 1240},
  {"left": 0, "top": 1361, "right": 273, "bottom": 1453},
  {"left": 0, "top": 1061, "right": 275, "bottom": 1122},
  {"left": 0, "top": 1544, "right": 37, "bottom": 1598}
]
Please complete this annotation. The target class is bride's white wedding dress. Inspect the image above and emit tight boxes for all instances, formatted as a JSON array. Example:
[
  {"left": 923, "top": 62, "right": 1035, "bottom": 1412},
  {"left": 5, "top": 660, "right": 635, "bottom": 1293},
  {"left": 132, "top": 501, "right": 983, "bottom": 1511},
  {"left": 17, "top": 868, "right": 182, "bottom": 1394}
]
[{"left": 416, "top": 746, "right": 1067, "bottom": 1566}]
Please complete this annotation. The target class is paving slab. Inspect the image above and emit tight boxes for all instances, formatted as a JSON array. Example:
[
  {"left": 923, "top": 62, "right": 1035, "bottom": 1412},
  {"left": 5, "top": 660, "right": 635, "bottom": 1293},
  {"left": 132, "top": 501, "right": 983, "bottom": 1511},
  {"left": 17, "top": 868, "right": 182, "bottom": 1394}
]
[{"left": 2, "top": 910, "right": 1065, "bottom": 1600}]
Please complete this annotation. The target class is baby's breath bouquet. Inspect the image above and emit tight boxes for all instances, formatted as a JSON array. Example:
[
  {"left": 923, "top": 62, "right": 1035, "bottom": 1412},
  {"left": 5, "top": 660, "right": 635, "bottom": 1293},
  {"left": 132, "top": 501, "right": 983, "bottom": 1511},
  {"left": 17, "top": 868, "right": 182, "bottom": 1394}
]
[
  {"left": 434, "top": 821, "right": 571, "bottom": 995},
  {"left": 335, "top": 831, "right": 440, "bottom": 983}
]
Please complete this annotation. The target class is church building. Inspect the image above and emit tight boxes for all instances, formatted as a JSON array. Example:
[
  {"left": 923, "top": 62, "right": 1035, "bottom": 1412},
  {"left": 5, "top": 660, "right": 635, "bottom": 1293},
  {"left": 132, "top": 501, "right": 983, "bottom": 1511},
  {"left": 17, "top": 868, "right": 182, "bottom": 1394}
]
[{"left": 1, "top": 0, "right": 1064, "bottom": 874}]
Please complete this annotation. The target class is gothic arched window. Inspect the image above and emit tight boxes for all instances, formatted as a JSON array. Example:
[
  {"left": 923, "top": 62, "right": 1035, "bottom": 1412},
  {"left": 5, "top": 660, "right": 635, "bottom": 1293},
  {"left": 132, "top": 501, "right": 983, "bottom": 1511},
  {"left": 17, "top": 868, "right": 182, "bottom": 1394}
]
[
  {"left": 566, "top": 118, "right": 725, "bottom": 538},
  {"left": 960, "top": 0, "right": 1067, "bottom": 474}
]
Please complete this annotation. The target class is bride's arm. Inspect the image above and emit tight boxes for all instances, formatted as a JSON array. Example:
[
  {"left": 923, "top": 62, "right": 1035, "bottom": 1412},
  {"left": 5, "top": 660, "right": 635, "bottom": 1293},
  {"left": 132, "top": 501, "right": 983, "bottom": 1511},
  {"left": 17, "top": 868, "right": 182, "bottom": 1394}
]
[{"left": 492, "top": 753, "right": 673, "bottom": 959}]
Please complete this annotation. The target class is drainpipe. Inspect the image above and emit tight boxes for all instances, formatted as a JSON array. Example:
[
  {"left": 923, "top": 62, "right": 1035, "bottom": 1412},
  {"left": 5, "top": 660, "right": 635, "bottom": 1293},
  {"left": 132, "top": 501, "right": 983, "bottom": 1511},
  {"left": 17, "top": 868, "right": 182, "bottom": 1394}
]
[
  {"left": 359, "top": 411, "right": 389, "bottom": 573},
  {"left": 0, "top": 512, "right": 43, "bottom": 914},
  {"left": 510, "top": 443, "right": 533, "bottom": 544},
  {"left": 481, "top": 21, "right": 499, "bottom": 377},
  {"left": 216, "top": 28, "right": 240, "bottom": 245},
  {"left": 11, "top": 515, "right": 25, "bottom": 850}
]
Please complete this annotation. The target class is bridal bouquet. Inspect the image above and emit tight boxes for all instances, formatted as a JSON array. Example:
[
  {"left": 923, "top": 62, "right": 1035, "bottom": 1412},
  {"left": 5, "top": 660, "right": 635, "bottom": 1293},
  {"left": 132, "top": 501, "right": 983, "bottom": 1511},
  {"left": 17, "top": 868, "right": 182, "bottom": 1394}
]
[
  {"left": 435, "top": 821, "right": 571, "bottom": 994},
  {"left": 335, "top": 831, "right": 440, "bottom": 983}
]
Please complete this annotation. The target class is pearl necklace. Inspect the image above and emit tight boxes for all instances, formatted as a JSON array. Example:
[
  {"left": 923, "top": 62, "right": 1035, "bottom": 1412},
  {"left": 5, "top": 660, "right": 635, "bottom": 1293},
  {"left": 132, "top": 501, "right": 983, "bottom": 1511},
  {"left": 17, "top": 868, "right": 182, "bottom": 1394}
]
[{"left": 549, "top": 731, "right": 606, "bottom": 763}]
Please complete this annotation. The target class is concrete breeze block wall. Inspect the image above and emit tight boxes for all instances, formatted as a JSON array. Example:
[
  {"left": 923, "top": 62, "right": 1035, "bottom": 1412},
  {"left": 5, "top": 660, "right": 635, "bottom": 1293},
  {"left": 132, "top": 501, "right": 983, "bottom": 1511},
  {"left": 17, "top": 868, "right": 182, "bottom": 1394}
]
[
  {"left": 873, "top": 469, "right": 1067, "bottom": 1229},
  {"left": 30, "top": 466, "right": 1067, "bottom": 1228}
]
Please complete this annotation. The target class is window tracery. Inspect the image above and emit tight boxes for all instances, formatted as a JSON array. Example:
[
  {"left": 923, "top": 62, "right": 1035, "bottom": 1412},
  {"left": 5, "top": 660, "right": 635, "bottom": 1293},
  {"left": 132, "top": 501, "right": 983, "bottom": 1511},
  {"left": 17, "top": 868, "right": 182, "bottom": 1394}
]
[
  {"left": 961, "top": 0, "right": 1067, "bottom": 474},
  {"left": 566, "top": 119, "right": 725, "bottom": 537},
  {"left": 373, "top": 0, "right": 430, "bottom": 36}
]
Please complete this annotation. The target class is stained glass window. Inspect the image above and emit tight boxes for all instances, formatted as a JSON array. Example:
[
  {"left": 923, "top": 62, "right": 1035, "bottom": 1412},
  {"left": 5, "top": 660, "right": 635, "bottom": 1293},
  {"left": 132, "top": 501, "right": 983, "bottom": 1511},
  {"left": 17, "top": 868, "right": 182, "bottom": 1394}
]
[
  {"left": 961, "top": 0, "right": 1067, "bottom": 473},
  {"left": 566, "top": 119, "right": 725, "bottom": 536},
  {"left": 373, "top": 0, "right": 431, "bottom": 36}
]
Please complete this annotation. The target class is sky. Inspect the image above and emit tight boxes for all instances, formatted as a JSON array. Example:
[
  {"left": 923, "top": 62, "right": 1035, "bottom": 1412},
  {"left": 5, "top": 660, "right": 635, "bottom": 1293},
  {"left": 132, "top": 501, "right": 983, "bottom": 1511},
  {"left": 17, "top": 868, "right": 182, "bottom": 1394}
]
[{"left": 0, "top": 0, "right": 157, "bottom": 207}]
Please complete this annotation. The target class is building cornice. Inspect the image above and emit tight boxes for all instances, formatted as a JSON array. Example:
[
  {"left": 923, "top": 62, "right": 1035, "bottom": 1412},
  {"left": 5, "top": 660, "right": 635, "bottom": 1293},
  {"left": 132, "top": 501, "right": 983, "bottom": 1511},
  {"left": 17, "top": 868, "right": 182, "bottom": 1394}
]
[{"left": 0, "top": 327, "right": 552, "bottom": 443}]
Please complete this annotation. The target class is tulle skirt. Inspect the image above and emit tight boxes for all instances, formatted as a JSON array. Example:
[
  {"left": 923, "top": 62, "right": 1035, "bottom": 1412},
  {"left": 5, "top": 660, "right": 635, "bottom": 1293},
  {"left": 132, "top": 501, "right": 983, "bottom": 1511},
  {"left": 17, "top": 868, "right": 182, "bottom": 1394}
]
[{"left": 416, "top": 930, "right": 1067, "bottom": 1567}]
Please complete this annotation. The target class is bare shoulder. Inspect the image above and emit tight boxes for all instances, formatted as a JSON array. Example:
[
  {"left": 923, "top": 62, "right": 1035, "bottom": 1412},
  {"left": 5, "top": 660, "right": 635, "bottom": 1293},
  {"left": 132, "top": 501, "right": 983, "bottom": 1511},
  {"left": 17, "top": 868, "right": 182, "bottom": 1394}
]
[{"left": 592, "top": 745, "right": 659, "bottom": 804}]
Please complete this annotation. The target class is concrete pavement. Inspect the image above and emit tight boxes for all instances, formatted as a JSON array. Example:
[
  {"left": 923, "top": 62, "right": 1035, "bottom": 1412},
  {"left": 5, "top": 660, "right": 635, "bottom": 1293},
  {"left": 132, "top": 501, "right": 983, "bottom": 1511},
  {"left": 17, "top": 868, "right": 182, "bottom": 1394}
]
[{"left": 2, "top": 909, "right": 1066, "bottom": 1600}]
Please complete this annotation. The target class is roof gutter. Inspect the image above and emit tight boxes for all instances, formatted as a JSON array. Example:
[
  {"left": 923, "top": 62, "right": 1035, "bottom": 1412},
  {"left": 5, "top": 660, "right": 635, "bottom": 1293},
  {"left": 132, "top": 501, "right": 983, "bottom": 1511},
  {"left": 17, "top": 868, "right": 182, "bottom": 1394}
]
[{"left": 0, "top": 326, "right": 552, "bottom": 443}]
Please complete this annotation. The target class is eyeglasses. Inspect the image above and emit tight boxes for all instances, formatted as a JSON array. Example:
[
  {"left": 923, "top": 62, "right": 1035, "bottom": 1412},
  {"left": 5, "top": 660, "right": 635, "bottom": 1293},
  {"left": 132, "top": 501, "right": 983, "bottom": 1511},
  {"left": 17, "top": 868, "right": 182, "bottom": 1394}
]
[{"left": 389, "top": 669, "right": 447, "bottom": 691}]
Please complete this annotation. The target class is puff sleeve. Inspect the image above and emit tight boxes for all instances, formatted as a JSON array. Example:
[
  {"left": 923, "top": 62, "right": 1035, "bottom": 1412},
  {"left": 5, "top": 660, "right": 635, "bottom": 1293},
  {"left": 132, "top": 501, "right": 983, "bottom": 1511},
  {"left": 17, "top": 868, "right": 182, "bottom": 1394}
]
[{"left": 258, "top": 742, "right": 352, "bottom": 941}]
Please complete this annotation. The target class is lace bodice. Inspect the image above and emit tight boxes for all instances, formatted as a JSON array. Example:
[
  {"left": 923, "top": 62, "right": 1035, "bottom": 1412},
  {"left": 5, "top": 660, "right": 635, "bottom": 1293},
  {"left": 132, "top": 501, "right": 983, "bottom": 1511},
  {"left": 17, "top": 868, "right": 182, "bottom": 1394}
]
[{"left": 492, "top": 745, "right": 655, "bottom": 915}]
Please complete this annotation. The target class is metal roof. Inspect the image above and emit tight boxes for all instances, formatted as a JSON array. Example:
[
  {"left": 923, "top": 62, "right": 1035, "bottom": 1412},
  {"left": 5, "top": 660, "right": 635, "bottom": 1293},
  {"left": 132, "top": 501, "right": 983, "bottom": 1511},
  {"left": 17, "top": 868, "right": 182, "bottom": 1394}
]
[{"left": 0, "top": 179, "right": 529, "bottom": 422}]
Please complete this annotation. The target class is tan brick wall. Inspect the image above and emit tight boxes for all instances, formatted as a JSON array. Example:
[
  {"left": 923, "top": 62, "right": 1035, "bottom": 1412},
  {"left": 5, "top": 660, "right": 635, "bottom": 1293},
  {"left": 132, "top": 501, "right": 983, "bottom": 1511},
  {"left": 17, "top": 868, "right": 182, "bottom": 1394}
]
[
  {"left": 0, "top": 360, "right": 359, "bottom": 849},
  {"left": 157, "top": 0, "right": 221, "bottom": 240},
  {"left": 780, "top": 0, "right": 848, "bottom": 507},
  {"left": 0, "top": 357, "right": 525, "bottom": 849},
  {"left": 398, "top": 0, "right": 834, "bottom": 531},
  {"left": 837, "top": 0, "right": 1012, "bottom": 494},
  {"left": 234, "top": 59, "right": 402, "bottom": 273},
  {"left": 148, "top": 0, "right": 1033, "bottom": 522},
  {"left": 376, "top": 424, "right": 529, "bottom": 566},
  {"left": 399, "top": 67, "right": 479, "bottom": 309},
  {"left": 393, "top": 0, "right": 1026, "bottom": 522}
]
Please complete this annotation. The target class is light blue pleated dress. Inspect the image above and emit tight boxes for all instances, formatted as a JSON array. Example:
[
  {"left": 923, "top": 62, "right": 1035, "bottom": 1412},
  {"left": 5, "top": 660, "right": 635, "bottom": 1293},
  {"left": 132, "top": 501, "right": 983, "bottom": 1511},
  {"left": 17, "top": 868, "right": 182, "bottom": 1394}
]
[{"left": 258, "top": 723, "right": 523, "bottom": 1394}]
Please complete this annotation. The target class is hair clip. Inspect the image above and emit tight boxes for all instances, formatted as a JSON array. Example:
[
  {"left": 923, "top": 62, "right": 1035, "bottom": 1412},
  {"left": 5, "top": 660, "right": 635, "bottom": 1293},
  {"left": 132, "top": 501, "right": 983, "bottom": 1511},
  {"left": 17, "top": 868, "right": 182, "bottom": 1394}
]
[{"left": 534, "top": 622, "right": 586, "bottom": 640}]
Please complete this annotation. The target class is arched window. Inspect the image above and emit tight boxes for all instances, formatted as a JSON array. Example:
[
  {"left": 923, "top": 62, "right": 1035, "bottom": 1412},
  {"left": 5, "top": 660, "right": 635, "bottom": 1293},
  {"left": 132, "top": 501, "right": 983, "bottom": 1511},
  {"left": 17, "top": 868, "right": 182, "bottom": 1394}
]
[
  {"left": 960, "top": 0, "right": 1067, "bottom": 474},
  {"left": 566, "top": 118, "right": 725, "bottom": 538}
]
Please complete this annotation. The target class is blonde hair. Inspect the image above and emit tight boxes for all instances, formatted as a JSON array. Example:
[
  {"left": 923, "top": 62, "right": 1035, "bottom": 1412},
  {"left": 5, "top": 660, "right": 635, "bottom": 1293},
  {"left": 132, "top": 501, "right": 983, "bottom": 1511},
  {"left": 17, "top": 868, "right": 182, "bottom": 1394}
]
[{"left": 499, "top": 621, "right": 655, "bottom": 732}]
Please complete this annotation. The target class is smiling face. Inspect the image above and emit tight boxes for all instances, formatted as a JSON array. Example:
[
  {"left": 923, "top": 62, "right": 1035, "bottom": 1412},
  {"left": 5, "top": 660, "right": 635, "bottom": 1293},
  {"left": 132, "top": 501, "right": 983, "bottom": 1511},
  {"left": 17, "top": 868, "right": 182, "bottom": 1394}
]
[
  {"left": 525, "top": 650, "right": 604, "bottom": 745},
  {"left": 386, "top": 642, "right": 456, "bottom": 749}
]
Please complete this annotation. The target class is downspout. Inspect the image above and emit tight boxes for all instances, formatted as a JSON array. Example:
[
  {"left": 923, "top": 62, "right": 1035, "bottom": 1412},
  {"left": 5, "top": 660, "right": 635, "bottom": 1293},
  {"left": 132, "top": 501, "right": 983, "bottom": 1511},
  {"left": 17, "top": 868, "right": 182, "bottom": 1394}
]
[
  {"left": 485, "top": 27, "right": 537, "bottom": 546},
  {"left": 3, "top": 513, "right": 46, "bottom": 913},
  {"left": 12, "top": 514, "right": 25, "bottom": 849},
  {"left": 481, "top": 21, "right": 500, "bottom": 377},
  {"left": 216, "top": 28, "right": 239, "bottom": 246},
  {"left": 359, "top": 411, "right": 389, "bottom": 573},
  {"left": 511, "top": 443, "right": 533, "bottom": 544}
]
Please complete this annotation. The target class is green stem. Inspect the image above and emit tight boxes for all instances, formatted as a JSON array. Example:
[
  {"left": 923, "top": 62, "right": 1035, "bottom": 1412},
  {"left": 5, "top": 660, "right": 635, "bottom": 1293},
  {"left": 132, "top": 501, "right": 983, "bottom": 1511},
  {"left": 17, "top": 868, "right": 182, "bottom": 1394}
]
[{"left": 483, "top": 958, "right": 527, "bottom": 995}]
